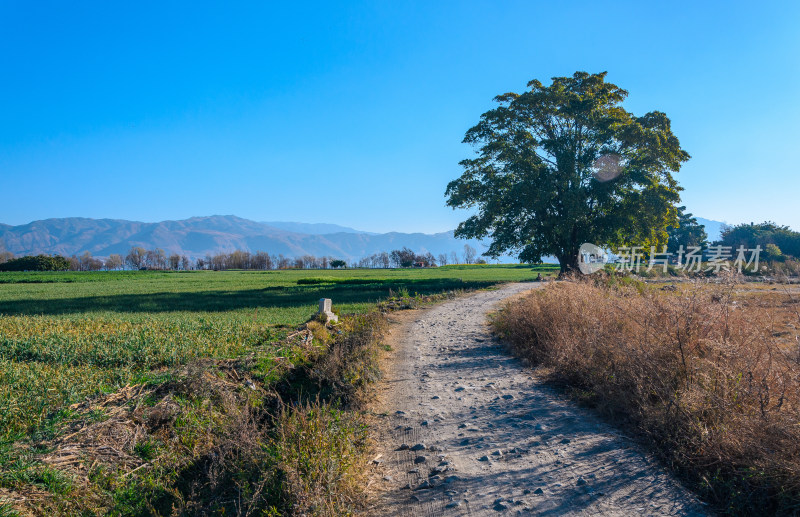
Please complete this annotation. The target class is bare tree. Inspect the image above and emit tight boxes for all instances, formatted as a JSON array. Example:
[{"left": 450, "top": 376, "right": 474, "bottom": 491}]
[
  {"left": 0, "top": 242, "right": 14, "bottom": 264},
  {"left": 79, "top": 251, "right": 93, "bottom": 271},
  {"left": 302, "top": 255, "right": 317, "bottom": 269},
  {"left": 87, "top": 257, "right": 104, "bottom": 271},
  {"left": 180, "top": 255, "right": 192, "bottom": 270},
  {"left": 168, "top": 254, "right": 181, "bottom": 270},
  {"left": 106, "top": 254, "right": 123, "bottom": 270},
  {"left": 228, "top": 250, "right": 251, "bottom": 269},
  {"left": 450, "top": 250, "right": 459, "bottom": 265},
  {"left": 437, "top": 253, "right": 448, "bottom": 266},
  {"left": 463, "top": 244, "right": 477, "bottom": 265},
  {"left": 277, "top": 254, "right": 289, "bottom": 269}
]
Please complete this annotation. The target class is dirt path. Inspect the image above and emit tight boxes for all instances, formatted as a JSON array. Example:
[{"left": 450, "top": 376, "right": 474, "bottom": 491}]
[{"left": 369, "top": 283, "right": 707, "bottom": 516}]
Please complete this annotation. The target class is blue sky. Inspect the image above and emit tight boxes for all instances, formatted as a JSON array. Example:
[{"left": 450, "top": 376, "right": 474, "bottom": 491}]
[{"left": 1, "top": 1, "right": 799, "bottom": 233}]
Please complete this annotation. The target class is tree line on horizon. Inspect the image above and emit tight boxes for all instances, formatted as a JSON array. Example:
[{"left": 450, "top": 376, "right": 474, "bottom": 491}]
[
  {"left": 3, "top": 217, "right": 798, "bottom": 272},
  {"left": 0, "top": 244, "right": 484, "bottom": 272}
]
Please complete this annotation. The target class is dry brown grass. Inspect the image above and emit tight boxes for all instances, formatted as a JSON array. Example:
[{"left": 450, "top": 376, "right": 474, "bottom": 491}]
[{"left": 492, "top": 275, "right": 800, "bottom": 515}]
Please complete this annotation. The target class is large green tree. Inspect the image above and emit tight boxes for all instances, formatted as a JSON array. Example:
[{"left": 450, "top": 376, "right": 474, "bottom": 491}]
[{"left": 445, "top": 71, "right": 689, "bottom": 273}]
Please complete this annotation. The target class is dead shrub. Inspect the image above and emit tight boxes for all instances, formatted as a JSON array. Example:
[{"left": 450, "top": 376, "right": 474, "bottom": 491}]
[
  {"left": 270, "top": 399, "right": 368, "bottom": 516},
  {"left": 493, "top": 279, "right": 800, "bottom": 514},
  {"left": 308, "top": 312, "right": 387, "bottom": 408}
]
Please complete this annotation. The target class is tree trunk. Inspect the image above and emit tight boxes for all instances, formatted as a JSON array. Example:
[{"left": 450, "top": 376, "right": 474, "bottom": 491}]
[{"left": 557, "top": 252, "right": 580, "bottom": 277}]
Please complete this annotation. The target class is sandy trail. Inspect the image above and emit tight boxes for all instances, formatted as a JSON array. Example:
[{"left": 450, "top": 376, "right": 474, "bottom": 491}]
[{"left": 369, "top": 283, "right": 706, "bottom": 516}]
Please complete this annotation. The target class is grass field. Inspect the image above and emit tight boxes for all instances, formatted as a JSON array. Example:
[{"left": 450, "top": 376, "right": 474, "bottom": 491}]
[{"left": 0, "top": 265, "right": 554, "bottom": 443}]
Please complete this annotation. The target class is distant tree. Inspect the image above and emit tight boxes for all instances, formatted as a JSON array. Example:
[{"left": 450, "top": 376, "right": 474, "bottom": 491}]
[
  {"left": 420, "top": 252, "right": 437, "bottom": 267},
  {"left": 445, "top": 71, "right": 689, "bottom": 274},
  {"left": 196, "top": 257, "right": 207, "bottom": 270},
  {"left": 106, "top": 254, "right": 123, "bottom": 270},
  {"left": 252, "top": 251, "right": 269, "bottom": 270},
  {"left": 0, "top": 242, "right": 13, "bottom": 265},
  {"left": 379, "top": 251, "right": 390, "bottom": 268},
  {"left": 74, "top": 251, "right": 94, "bottom": 271},
  {"left": 667, "top": 206, "right": 708, "bottom": 253},
  {"left": 87, "top": 257, "right": 104, "bottom": 271},
  {"left": 437, "top": 253, "right": 448, "bottom": 266},
  {"left": 208, "top": 253, "right": 225, "bottom": 270},
  {"left": 145, "top": 249, "right": 166, "bottom": 269},
  {"left": 450, "top": 251, "right": 459, "bottom": 265},
  {"left": 330, "top": 259, "right": 346, "bottom": 269},
  {"left": 369, "top": 253, "right": 380, "bottom": 268},
  {"left": 302, "top": 255, "right": 317, "bottom": 269},
  {"left": 155, "top": 249, "right": 167, "bottom": 269},
  {"left": 475, "top": 258, "right": 488, "bottom": 264},
  {"left": 228, "top": 250, "right": 251, "bottom": 269},
  {"left": 168, "top": 253, "right": 181, "bottom": 270},
  {"left": 180, "top": 255, "right": 192, "bottom": 270},
  {"left": 0, "top": 254, "right": 70, "bottom": 271},
  {"left": 67, "top": 255, "right": 80, "bottom": 271},
  {"left": 125, "top": 247, "right": 146, "bottom": 269},
  {"left": 277, "top": 255, "right": 290, "bottom": 269},
  {"left": 463, "top": 244, "right": 477, "bottom": 265},
  {"left": 390, "top": 247, "right": 416, "bottom": 268}
]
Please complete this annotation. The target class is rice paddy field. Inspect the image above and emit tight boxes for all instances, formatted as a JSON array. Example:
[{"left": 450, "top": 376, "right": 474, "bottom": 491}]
[{"left": 0, "top": 264, "right": 555, "bottom": 442}]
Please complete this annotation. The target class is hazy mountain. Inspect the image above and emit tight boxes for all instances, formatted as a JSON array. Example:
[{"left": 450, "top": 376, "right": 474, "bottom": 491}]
[
  {"left": 696, "top": 217, "right": 727, "bottom": 242},
  {"left": 261, "top": 221, "right": 374, "bottom": 235},
  {"left": 0, "top": 215, "right": 497, "bottom": 262},
  {"left": 0, "top": 215, "right": 732, "bottom": 262}
]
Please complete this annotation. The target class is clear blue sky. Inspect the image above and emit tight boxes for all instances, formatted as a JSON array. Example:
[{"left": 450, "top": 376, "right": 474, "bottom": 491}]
[{"left": 2, "top": 1, "right": 798, "bottom": 232}]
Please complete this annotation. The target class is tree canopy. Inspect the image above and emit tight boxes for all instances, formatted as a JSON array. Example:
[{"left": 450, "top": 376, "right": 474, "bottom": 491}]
[
  {"left": 667, "top": 206, "right": 708, "bottom": 253},
  {"left": 719, "top": 222, "right": 800, "bottom": 259},
  {"left": 446, "top": 71, "right": 689, "bottom": 273},
  {"left": 0, "top": 254, "right": 70, "bottom": 272}
]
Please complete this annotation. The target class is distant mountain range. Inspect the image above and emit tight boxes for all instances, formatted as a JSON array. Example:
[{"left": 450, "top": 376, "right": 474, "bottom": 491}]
[
  {"left": 0, "top": 215, "right": 494, "bottom": 262},
  {"left": 260, "top": 221, "right": 376, "bottom": 236},
  {"left": 695, "top": 217, "right": 726, "bottom": 242},
  {"left": 0, "top": 214, "right": 729, "bottom": 262}
]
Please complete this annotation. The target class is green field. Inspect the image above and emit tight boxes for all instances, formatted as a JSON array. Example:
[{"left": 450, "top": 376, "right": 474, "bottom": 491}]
[{"left": 0, "top": 265, "right": 554, "bottom": 442}]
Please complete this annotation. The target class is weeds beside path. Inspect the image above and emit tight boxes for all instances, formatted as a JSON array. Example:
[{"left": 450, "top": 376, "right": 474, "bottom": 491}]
[{"left": 494, "top": 278, "right": 800, "bottom": 515}]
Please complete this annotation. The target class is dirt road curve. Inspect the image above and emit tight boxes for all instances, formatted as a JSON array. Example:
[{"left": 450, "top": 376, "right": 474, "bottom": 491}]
[{"left": 369, "top": 283, "right": 706, "bottom": 516}]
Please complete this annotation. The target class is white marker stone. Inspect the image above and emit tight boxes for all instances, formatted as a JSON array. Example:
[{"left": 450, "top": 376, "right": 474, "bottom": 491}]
[{"left": 318, "top": 298, "right": 338, "bottom": 323}]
